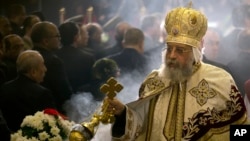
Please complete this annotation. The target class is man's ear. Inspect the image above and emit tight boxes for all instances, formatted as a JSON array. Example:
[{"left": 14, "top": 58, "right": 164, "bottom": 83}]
[
  {"left": 74, "top": 34, "right": 79, "bottom": 43},
  {"left": 25, "top": 68, "right": 36, "bottom": 81},
  {"left": 29, "top": 68, "right": 36, "bottom": 77}
]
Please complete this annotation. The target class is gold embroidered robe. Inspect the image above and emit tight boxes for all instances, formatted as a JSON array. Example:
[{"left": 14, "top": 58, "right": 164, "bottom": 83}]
[{"left": 111, "top": 63, "right": 248, "bottom": 141}]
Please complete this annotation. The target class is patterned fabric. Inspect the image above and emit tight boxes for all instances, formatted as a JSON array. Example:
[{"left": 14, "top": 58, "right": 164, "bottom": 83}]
[
  {"left": 184, "top": 85, "right": 246, "bottom": 141},
  {"left": 111, "top": 63, "right": 248, "bottom": 141},
  {"left": 190, "top": 79, "right": 218, "bottom": 106}
]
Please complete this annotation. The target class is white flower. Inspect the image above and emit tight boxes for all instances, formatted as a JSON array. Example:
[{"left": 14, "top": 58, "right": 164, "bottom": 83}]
[
  {"left": 11, "top": 109, "right": 75, "bottom": 141},
  {"left": 39, "top": 131, "right": 50, "bottom": 140},
  {"left": 51, "top": 126, "right": 60, "bottom": 135},
  {"left": 49, "top": 135, "right": 62, "bottom": 141}
]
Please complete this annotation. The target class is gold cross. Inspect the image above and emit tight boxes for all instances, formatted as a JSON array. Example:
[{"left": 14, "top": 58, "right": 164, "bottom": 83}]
[{"left": 100, "top": 77, "right": 123, "bottom": 99}]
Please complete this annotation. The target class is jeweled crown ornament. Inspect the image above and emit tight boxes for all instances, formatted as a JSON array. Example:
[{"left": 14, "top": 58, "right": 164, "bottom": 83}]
[{"left": 165, "top": 2, "right": 207, "bottom": 48}]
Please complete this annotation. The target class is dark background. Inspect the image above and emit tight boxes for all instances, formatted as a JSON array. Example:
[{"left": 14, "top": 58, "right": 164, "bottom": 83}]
[{"left": 0, "top": 0, "right": 168, "bottom": 26}]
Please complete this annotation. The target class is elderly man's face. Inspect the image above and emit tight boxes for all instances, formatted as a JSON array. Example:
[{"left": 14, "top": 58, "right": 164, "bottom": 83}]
[
  {"left": 7, "top": 35, "right": 25, "bottom": 60},
  {"left": 32, "top": 54, "right": 47, "bottom": 83},
  {"left": 46, "top": 25, "right": 61, "bottom": 50},
  {"left": 203, "top": 30, "right": 220, "bottom": 60},
  {"left": 0, "top": 17, "right": 12, "bottom": 36},
  {"left": 77, "top": 26, "right": 89, "bottom": 47},
  {"left": 163, "top": 42, "right": 194, "bottom": 82}
]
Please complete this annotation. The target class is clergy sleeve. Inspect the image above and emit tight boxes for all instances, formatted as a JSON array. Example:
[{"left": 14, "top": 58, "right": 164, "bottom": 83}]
[
  {"left": 111, "top": 105, "right": 145, "bottom": 141},
  {"left": 112, "top": 108, "right": 126, "bottom": 137}
]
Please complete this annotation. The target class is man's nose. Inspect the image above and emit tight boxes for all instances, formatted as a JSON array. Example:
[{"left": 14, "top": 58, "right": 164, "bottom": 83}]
[{"left": 169, "top": 48, "right": 177, "bottom": 58}]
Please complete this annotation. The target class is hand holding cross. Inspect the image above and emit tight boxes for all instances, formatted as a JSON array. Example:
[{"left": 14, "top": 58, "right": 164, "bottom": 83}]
[{"left": 99, "top": 77, "right": 123, "bottom": 123}]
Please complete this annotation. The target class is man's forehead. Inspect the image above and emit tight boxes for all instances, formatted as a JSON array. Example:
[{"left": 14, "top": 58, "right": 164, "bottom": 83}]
[
  {"left": 167, "top": 42, "right": 192, "bottom": 48},
  {"left": 10, "top": 37, "right": 24, "bottom": 47},
  {"left": 10, "top": 36, "right": 22, "bottom": 42}
]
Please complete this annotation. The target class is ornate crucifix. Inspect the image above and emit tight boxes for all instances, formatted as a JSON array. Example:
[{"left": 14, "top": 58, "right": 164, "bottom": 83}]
[
  {"left": 99, "top": 77, "right": 123, "bottom": 124},
  {"left": 100, "top": 77, "right": 123, "bottom": 99}
]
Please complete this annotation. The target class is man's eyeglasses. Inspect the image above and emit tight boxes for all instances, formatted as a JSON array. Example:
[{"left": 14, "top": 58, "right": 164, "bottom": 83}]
[{"left": 163, "top": 46, "right": 192, "bottom": 55}]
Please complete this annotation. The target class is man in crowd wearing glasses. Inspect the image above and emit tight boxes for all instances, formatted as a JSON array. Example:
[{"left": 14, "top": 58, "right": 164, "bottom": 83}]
[{"left": 31, "top": 21, "right": 73, "bottom": 114}]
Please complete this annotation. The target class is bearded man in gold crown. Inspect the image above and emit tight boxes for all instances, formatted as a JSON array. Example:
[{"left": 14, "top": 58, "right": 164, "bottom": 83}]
[{"left": 105, "top": 4, "right": 249, "bottom": 141}]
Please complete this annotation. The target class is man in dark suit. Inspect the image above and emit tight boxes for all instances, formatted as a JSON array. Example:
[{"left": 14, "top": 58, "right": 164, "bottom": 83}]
[
  {"left": 101, "top": 22, "right": 131, "bottom": 57},
  {"left": 108, "top": 27, "right": 147, "bottom": 76},
  {"left": 56, "top": 21, "right": 95, "bottom": 93},
  {"left": 83, "top": 22, "right": 106, "bottom": 59},
  {"left": 0, "top": 34, "right": 25, "bottom": 83},
  {"left": 202, "top": 28, "right": 233, "bottom": 75},
  {"left": 0, "top": 108, "right": 10, "bottom": 141},
  {"left": 31, "top": 21, "right": 73, "bottom": 114},
  {"left": 227, "top": 29, "right": 250, "bottom": 97},
  {"left": 5, "top": 4, "right": 26, "bottom": 36},
  {"left": 0, "top": 50, "right": 56, "bottom": 133}
]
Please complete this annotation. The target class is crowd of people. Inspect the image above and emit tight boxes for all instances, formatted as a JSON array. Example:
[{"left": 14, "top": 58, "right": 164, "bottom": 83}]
[{"left": 0, "top": 1, "right": 250, "bottom": 141}]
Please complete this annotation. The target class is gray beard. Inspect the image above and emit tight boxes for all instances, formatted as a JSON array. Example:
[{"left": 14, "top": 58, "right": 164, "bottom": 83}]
[{"left": 164, "top": 59, "right": 194, "bottom": 83}]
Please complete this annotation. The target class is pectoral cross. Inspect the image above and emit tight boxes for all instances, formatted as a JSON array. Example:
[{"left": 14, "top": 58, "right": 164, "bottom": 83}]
[{"left": 100, "top": 77, "right": 123, "bottom": 99}]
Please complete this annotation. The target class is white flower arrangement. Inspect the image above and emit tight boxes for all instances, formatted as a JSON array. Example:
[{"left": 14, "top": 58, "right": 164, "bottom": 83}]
[{"left": 11, "top": 109, "right": 75, "bottom": 141}]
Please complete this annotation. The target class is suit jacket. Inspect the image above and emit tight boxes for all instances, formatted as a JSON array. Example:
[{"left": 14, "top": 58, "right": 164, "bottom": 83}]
[
  {"left": 56, "top": 45, "right": 95, "bottom": 93},
  {"left": 0, "top": 58, "right": 17, "bottom": 83},
  {"left": 0, "top": 109, "right": 10, "bottom": 141},
  {"left": 33, "top": 46, "right": 73, "bottom": 113},
  {"left": 227, "top": 52, "right": 250, "bottom": 96},
  {"left": 0, "top": 74, "right": 56, "bottom": 132},
  {"left": 10, "top": 21, "right": 23, "bottom": 36},
  {"left": 108, "top": 48, "right": 147, "bottom": 75},
  {"left": 101, "top": 42, "right": 124, "bottom": 58},
  {"left": 202, "top": 56, "right": 233, "bottom": 76}
]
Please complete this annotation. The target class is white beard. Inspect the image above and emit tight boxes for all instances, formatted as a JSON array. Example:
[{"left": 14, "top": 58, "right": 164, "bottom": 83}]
[{"left": 160, "top": 52, "right": 194, "bottom": 83}]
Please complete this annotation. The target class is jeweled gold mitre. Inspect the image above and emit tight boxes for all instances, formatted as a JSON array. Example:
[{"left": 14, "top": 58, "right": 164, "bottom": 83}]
[{"left": 165, "top": 6, "right": 207, "bottom": 48}]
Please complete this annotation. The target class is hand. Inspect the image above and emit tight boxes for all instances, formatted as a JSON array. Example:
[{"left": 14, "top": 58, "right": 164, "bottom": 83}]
[{"left": 105, "top": 97, "right": 125, "bottom": 116}]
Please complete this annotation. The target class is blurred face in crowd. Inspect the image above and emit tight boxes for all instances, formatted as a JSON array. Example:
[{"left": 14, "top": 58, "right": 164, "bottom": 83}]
[
  {"left": 45, "top": 24, "right": 61, "bottom": 50},
  {"left": 32, "top": 53, "right": 47, "bottom": 83},
  {"left": 94, "top": 25, "right": 103, "bottom": 44},
  {"left": 4, "top": 35, "right": 25, "bottom": 60},
  {"left": 17, "top": 8, "right": 26, "bottom": 26},
  {"left": 27, "top": 15, "right": 41, "bottom": 31},
  {"left": 0, "top": 17, "right": 12, "bottom": 36},
  {"left": 30, "top": 16, "right": 41, "bottom": 25},
  {"left": 203, "top": 30, "right": 220, "bottom": 60},
  {"left": 151, "top": 20, "right": 161, "bottom": 42},
  {"left": 78, "top": 25, "right": 89, "bottom": 47},
  {"left": 163, "top": 42, "right": 194, "bottom": 82},
  {"left": 10, "top": 5, "right": 27, "bottom": 27},
  {"left": 115, "top": 22, "right": 131, "bottom": 43},
  {"left": 17, "top": 51, "right": 47, "bottom": 83},
  {"left": 86, "top": 23, "right": 103, "bottom": 44}
]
